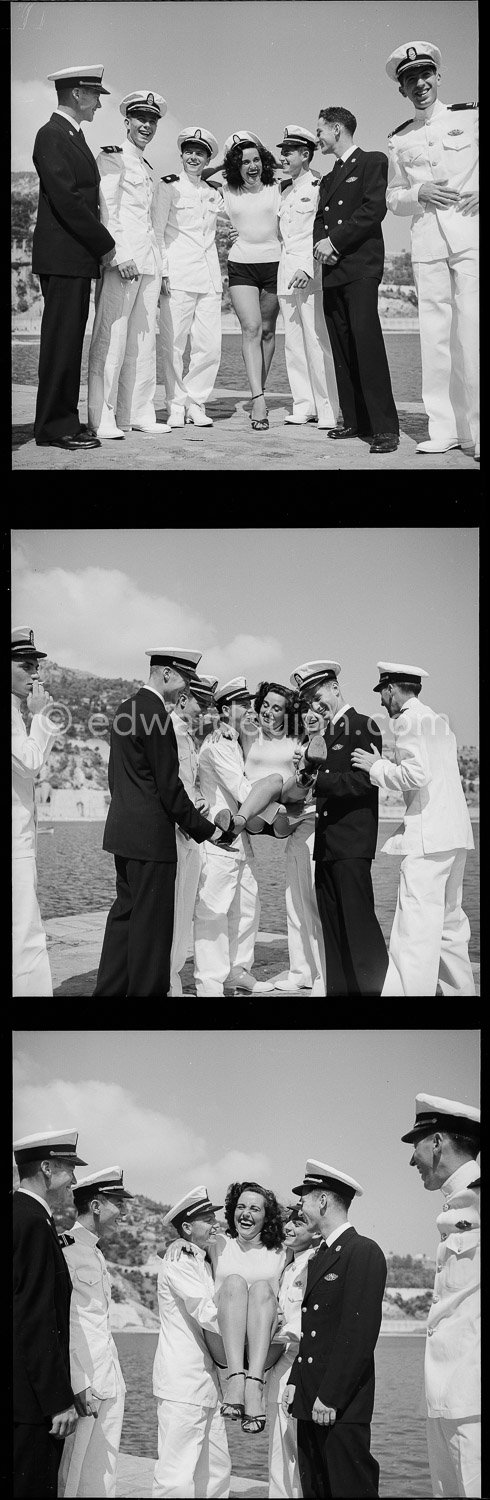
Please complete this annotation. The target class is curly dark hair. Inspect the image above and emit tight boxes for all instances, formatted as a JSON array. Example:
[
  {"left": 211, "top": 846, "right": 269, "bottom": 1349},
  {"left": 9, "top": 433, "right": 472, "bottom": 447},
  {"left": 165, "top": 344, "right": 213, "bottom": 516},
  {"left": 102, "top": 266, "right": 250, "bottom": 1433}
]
[
  {"left": 223, "top": 142, "right": 279, "bottom": 189},
  {"left": 254, "top": 681, "right": 304, "bottom": 739},
  {"left": 224, "top": 1180, "right": 286, "bottom": 1248}
]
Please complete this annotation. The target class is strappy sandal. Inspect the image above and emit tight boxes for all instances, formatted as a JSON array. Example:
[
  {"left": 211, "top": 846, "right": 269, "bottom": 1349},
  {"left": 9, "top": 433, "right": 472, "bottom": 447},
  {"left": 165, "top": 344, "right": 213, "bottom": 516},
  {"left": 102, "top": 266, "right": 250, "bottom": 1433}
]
[
  {"left": 213, "top": 813, "right": 237, "bottom": 847},
  {"left": 220, "top": 1371, "right": 246, "bottom": 1420},
  {"left": 249, "top": 392, "right": 269, "bottom": 431},
  {"left": 242, "top": 1374, "right": 266, "bottom": 1433}
]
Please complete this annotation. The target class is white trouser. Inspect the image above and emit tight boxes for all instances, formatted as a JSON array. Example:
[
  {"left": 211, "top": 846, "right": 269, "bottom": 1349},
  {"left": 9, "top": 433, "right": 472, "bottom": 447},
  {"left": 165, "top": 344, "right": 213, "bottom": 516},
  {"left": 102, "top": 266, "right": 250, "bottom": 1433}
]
[
  {"left": 268, "top": 1404, "right": 301, "bottom": 1499},
  {"left": 13, "top": 855, "right": 52, "bottom": 996},
  {"left": 152, "top": 1400, "right": 231, "bottom": 1499},
  {"left": 426, "top": 1416, "right": 481, "bottom": 1499},
  {"left": 193, "top": 846, "right": 260, "bottom": 995},
  {"left": 159, "top": 289, "right": 222, "bottom": 413},
  {"left": 381, "top": 848, "right": 475, "bottom": 996},
  {"left": 58, "top": 1368, "right": 125, "bottom": 1498},
  {"left": 284, "top": 820, "right": 326, "bottom": 992},
  {"left": 169, "top": 831, "right": 203, "bottom": 995},
  {"left": 88, "top": 266, "right": 161, "bottom": 431},
  {"left": 413, "top": 250, "right": 479, "bottom": 448},
  {"left": 279, "top": 288, "right": 338, "bottom": 423}
]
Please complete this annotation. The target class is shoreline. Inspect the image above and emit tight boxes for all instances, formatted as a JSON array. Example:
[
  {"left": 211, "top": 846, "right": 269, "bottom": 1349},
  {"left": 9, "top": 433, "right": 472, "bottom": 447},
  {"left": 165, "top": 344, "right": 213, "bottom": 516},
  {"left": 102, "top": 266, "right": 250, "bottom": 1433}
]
[{"left": 37, "top": 809, "right": 480, "bottom": 823}]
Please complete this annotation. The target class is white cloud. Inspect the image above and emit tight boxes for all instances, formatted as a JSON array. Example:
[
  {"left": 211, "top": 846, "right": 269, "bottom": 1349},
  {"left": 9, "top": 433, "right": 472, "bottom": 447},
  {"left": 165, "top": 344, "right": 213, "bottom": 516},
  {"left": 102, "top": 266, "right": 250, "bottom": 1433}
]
[
  {"left": 11, "top": 76, "right": 185, "bottom": 176},
  {"left": 12, "top": 1072, "right": 275, "bottom": 1204},
  {"left": 11, "top": 547, "right": 283, "bottom": 685}
]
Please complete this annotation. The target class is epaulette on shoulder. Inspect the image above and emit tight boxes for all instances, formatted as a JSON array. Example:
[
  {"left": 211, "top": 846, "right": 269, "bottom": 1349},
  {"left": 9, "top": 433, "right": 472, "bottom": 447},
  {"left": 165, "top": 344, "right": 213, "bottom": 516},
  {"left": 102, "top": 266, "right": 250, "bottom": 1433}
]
[
  {"left": 280, "top": 177, "right": 293, "bottom": 192},
  {"left": 161, "top": 173, "right": 179, "bottom": 182},
  {"left": 388, "top": 118, "right": 414, "bottom": 138},
  {"left": 468, "top": 1177, "right": 481, "bottom": 1188},
  {"left": 310, "top": 178, "right": 320, "bottom": 185},
  {"left": 181, "top": 1243, "right": 196, "bottom": 1255},
  {"left": 206, "top": 179, "right": 222, "bottom": 190},
  {"left": 102, "top": 145, "right": 123, "bottom": 153},
  {"left": 449, "top": 102, "right": 478, "bottom": 110},
  {"left": 58, "top": 1232, "right": 75, "bottom": 1247}
]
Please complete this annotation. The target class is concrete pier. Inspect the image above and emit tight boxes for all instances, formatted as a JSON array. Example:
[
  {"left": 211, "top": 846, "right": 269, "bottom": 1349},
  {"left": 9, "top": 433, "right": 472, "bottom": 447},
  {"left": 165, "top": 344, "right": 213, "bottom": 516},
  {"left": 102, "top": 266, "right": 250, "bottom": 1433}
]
[{"left": 116, "top": 1454, "right": 266, "bottom": 1498}]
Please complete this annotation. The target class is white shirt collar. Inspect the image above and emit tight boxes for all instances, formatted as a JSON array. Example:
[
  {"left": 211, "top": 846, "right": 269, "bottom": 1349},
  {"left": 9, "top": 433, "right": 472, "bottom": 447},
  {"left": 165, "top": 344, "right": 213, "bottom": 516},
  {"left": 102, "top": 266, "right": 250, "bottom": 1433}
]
[
  {"left": 144, "top": 683, "right": 167, "bottom": 705},
  {"left": 441, "top": 1159, "right": 480, "bottom": 1200},
  {"left": 331, "top": 703, "right": 351, "bottom": 725},
  {"left": 123, "top": 137, "right": 147, "bottom": 162},
  {"left": 54, "top": 108, "right": 81, "bottom": 131},
  {"left": 17, "top": 1187, "right": 52, "bottom": 1215},
  {"left": 72, "top": 1221, "right": 100, "bottom": 1245},
  {"left": 396, "top": 696, "right": 419, "bottom": 716},
  {"left": 414, "top": 98, "right": 445, "bottom": 122},
  {"left": 324, "top": 1220, "right": 352, "bottom": 1246},
  {"left": 339, "top": 144, "right": 356, "bottom": 163}
]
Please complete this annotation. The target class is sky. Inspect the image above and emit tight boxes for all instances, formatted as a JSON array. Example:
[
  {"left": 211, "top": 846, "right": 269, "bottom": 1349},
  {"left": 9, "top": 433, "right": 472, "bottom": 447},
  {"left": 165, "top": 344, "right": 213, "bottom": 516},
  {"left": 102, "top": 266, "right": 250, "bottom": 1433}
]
[
  {"left": 12, "top": 1028, "right": 480, "bottom": 1258},
  {"left": 11, "top": 0, "right": 478, "bottom": 256},
  {"left": 12, "top": 527, "right": 479, "bottom": 744}
]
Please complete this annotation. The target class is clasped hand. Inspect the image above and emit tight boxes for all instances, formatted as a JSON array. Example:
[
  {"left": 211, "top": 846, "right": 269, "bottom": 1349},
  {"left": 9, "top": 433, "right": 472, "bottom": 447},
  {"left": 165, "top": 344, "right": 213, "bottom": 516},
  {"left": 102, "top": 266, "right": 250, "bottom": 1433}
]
[
  {"left": 351, "top": 742, "right": 381, "bottom": 771},
  {"left": 118, "top": 260, "right": 139, "bottom": 280},
  {"left": 313, "top": 238, "right": 339, "bottom": 266}
]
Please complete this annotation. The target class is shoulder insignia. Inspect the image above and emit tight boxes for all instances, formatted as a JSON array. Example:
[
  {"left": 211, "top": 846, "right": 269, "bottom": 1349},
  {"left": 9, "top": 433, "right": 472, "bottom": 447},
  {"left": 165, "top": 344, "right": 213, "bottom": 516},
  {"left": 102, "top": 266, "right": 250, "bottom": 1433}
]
[
  {"left": 143, "top": 157, "right": 153, "bottom": 169},
  {"left": 449, "top": 102, "right": 478, "bottom": 110},
  {"left": 58, "top": 1232, "right": 75, "bottom": 1247},
  {"left": 280, "top": 177, "right": 293, "bottom": 192},
  {"left": 310, "top": 178, "right": 320, "bottom": 185},
  {"left": 468, "top": 1177, "right": 481, "bottom": 1188},
  {"left": 102, "top": 145, "right": 123, "bottom": 153},
  {"left": 388, "top": 118, "right": 414, "bottom": 138},
  {"left": 181, "top": 1243, "right": 196, "bottom": 1255},
  {"left": 162, "top": 173, "right": 179, "bottom": 182},
  {"left": 206, "top": 179, "right": 222, "bottom": 190}
]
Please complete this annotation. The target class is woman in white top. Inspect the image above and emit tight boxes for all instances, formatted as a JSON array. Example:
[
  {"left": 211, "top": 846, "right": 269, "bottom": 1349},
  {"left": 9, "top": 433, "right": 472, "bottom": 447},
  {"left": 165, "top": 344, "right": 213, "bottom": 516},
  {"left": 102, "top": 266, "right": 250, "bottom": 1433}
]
[
  {"left": 208, "top": 1180, "right": 288, "bottom": 1433},
  {"left": 205, "top": 130, "right": 281, "bottom": 430}
]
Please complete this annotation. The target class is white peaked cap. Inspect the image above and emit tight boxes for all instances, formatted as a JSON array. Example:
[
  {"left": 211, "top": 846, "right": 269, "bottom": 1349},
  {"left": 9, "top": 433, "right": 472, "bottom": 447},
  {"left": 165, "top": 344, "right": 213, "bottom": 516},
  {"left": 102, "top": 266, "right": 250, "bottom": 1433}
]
[{"left": 292, "top": 1157, "right": 363, "bottom": 1196}]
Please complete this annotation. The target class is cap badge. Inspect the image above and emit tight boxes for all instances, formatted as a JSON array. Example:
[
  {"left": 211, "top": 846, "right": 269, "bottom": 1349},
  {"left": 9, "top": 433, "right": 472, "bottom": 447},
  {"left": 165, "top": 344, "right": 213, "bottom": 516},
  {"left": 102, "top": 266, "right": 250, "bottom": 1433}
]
[
  {"left": 147, "top": 93, "right": 154, "bottom": 105},
  {"left": 407, "top": 46, "right": 417, "bottom": 59},
  {"left": 447, "top": 128, "right": 463, "bottom": 135}
]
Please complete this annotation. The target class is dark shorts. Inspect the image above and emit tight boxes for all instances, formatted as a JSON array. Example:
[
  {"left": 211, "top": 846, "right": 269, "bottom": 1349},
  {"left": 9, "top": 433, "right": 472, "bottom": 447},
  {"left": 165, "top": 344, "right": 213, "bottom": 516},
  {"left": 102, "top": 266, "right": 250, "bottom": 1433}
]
[{"left": 228, "top": 260, "right": 279, "bottom": 293}]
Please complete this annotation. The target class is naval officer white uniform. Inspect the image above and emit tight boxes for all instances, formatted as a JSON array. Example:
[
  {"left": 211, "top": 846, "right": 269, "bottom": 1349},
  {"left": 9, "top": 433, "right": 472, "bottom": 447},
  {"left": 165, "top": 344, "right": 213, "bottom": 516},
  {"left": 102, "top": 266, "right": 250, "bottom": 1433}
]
[
  {"left": 192, "top": 678, "right": 273, "bottom": 996},
  {"left": 267, "top": 1219, "right": 317, "bottom": 1498},
  {"left": 168, "top": 675, "right": 218, "bottom": 996},
  {"left": 88, "top": 90, "right": 169, "bottom": 438},
  {"left": 152, "top": 1186, "right": 231, "bottom": 1499},
  {"left": 154, "top": 127, "right": 223, "bottom": 426},
  {"left": 276, "top": 127, "right": 338, "bottom": 427},
  {"left": 58, "top": 1167, "right": 132, "bottom": 1498},
  {"left": 353, "top": 663, "right": 475, "bottom": 996},
  {"left": 11, "top": 626, "right": 58, "bottom": 997},
  {"left": 385, "top": 42, "right": 479, "bottom": 456},
  {"left": 401, "top": 1096, "right": 480, "bottom": 1498}
]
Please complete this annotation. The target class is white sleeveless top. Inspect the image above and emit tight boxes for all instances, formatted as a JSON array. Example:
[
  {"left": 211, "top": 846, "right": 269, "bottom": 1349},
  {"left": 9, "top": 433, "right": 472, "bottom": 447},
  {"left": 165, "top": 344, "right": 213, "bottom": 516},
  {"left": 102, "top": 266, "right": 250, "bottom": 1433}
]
[{"left": 212, "top": 1234, "right": 286, "bottom": 1294}]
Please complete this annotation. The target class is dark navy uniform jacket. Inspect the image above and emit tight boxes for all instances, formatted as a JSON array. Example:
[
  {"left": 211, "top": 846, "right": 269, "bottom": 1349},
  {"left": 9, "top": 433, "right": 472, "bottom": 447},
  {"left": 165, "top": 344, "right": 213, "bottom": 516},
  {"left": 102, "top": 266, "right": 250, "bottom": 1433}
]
[
  {"left": 32, "top": 113, "right": 115, "bottom": 277},
  {"left": 313, "top": 149, "right": 388, "bottom": 286},
  {"left": 13, "top": 1191, "right": 74, "bottom": 1423},
  {"left": 102, "top": 687, "right": 216, "bottom": 862},
  {"left": 312, "top": 707, "right": 382, "bottom": 863},
  {"left": 290, "top": 1226, "right": 387, "bottom": 1422}
]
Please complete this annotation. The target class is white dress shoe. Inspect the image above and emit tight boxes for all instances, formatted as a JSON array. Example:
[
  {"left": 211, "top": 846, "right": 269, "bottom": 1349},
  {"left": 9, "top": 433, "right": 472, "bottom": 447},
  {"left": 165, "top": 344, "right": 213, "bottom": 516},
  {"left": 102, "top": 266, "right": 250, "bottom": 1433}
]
[
  {"left": 225, "top": 967, "right": 276, "bottom": 995},
  {"left": 131, "top": 421, "right": 171, "bottom": 433},
  {"left": 168, "top": 411, "right": 186, "bottom": 428},
  {"left": 187, "top": 405, "right": 214, "bottom": 426},
  {"left": 272, "top": 976, "right": 312, "bottom": 993},
  {"left": 284, "top": 414, "right": 317, "bottom": 425},
  {"left": 416, "top": 439, "right": 460, "bottom": 454},
  {"left": 96, "top": 425, "right": 125, "bottom": 439}
]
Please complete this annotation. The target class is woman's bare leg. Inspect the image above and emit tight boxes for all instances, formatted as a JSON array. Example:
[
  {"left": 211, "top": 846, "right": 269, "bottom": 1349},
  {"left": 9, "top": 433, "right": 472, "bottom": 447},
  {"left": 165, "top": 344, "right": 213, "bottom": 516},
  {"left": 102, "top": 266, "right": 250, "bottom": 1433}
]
[
  {"left": 216, "top": 1275, "right": 248, "bottom": 1407},
  {"left": 234, "top": 773, "right": 284, "bottom": 831},
  {"left": 230, "top": 285, "right": 267, "bottom": 419},
  {"left": 260, "top": 289, "right": 280, "bottom": 391},
  {"left": 244, "top": 1280, "right": 278, "bottom": 1418}
]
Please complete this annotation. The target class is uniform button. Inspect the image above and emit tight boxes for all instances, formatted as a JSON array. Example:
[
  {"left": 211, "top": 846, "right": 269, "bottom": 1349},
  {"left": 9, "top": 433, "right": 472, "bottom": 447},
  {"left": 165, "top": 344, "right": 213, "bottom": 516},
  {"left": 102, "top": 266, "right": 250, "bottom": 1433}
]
[
  {"left": 432, "top": 1295, "right": 439, "bottom": 1303},
  {"left": 440, "top": 1233, "right": 447, "bottom": 1241},
  {"left": 311, "top": 1330, "right": 316, "bottom": 1337},
  {"left": 443, "top": 1203, "right": 449, "bottom": 1211},
  {"left": 427, "top": 1328, "right": 434, "bottom": 1336},
  {"left": 297, "top": 1356, "right": 302, "bottom": 1363},
  {"left": 308, "top": 1356, "right": 313, "bottom": 1363},
  {"left": 313, "top": 1304, "right": 319, "bottom": 1311},
  {"left": 338, "top": 199, "right": 343, "bottom": 204}
]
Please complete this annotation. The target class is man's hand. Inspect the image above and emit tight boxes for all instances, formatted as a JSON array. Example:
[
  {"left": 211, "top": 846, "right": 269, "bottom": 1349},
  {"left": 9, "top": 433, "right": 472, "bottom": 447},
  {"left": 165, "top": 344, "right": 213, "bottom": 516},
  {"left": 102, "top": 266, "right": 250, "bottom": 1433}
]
[
  {"left": 312, "top": 1397, "right": 337, "bottom": 1426},
  {"left": 418, "top": 182, "right": 461, "bottom": 208},
  {"left": 74, "top": 1388, "right": 99, "bottom": 1418},
  {"left": 456, "top": 191, "right": 478, "bottom": 216},
  {"left": 211, "top": 723, "right": 236, "bottom": 742},
  {"left": 314, "top": 238, "right": 339, "bottom": 265},
  {"left": 165, "top": 1237, "right": 188, "bottom": 1261},
  {"left": 27, "top": 681, "right": 53, "bottom": 717},
  {"left": 351, "top": 743, "right": 381, "bottom": 771},
  {"left": 288, "top": 270, "right": 311, "bottom": 289},
  {"left": 100, "top": 248, "right": 116, "bottom": 268},
  {"left": 49, "top": 1404, "right": 78, "bottom": 1439},
  {"left": 281, "top": 1384, "right": 296, "bottom": 1417},
  {"left": 161, "top": 277, "right": 171, "bottom": 296},
  {"left": 118, "top": 259, "right": 139, "bottom": 280}
]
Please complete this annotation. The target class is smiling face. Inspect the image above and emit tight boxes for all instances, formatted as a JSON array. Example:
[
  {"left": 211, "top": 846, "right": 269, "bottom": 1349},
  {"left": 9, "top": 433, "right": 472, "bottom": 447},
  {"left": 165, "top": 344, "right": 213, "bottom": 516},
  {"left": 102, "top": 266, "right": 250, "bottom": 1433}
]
[
  {"left": 259, "top": 691, "right": 287, "bottom": 734},
  {"left": 239, "top": 146, "right": 263, "bottom": 186},
  {"left": 126, "top": 109, "right": 159, "bottom": 150},
  {"left": 306, "top": 679, "right": 340, "bottom": 721},
  {"left": 400, "top": 64, "right": 439, "bottom": 111},
  {"left": 235, "top": 1190, "right": 266, "bottom": 1239},
  {"left": 184, "top": 1212, "right": 218, "bottom": 1250},
  {"left": 316, "top": 118, "right": 338, "bottom": 155},
  {"left": 409, "top": 1133, "right": 444, "bottom": 1191},
  {"left": 181, "top": 141, "right": 212, "bottom": 177},
  {"left": 284, "top": 1215, "right": 318, "bottom": 1252},
  {"left": 75, "top": 86, "right": 103, "bottom": 122},
  {"left": 281, "top": 144, "right": 309, "bottom": 178}
]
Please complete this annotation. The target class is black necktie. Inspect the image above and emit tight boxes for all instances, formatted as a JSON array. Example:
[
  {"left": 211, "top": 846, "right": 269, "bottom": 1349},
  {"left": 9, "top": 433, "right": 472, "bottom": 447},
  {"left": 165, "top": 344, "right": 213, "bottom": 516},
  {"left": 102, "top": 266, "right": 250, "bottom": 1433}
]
[{"left": 331, "top": 158, "right": 342, "bottom": 177}]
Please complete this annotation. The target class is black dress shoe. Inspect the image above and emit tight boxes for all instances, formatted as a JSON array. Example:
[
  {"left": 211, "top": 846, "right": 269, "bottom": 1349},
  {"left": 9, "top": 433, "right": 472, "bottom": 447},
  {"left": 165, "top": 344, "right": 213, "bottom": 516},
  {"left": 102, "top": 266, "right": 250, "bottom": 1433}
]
[
  {"left": 369, "top": 433, "right": 399, "bottom": 454},
  {"left": 326, "top": 424, "right": 359, "bottom": 440},
  {"left": 38, "top": 432, "right": 101, "bottom": 450}
]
